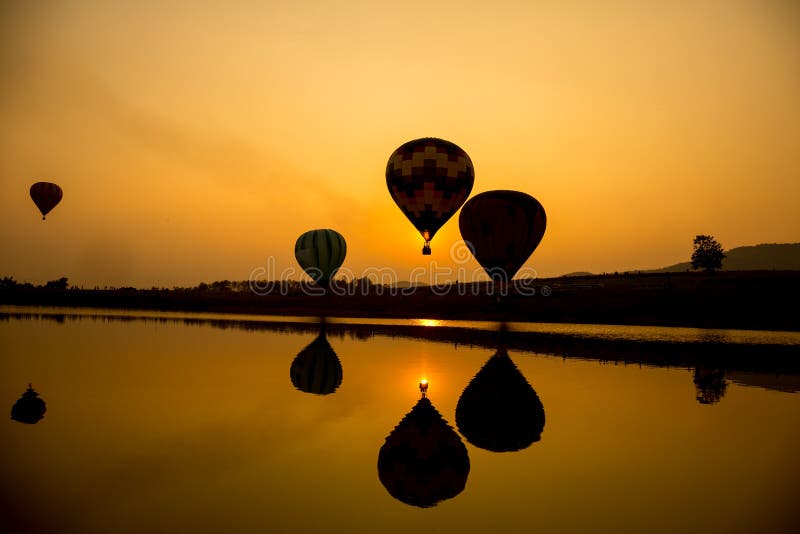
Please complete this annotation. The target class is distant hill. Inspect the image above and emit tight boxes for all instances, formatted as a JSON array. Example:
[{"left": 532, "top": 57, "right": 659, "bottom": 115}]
[
  {"left": 651, "top": 243, "right": 800, "bottom": 273},
  {"left": 562, "top": 271, "right": 594, "bottom": 278},
  {"left": 560, "top": 243, "right": 800, "bottom": 277},
  {"left": 390, "top": 281, "right": 429, "bottom": 289}
]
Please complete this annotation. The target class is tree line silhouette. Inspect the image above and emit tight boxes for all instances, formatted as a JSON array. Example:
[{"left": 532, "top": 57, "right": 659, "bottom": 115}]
[{"left": 2, "top": 269, "right": 799, "bottom": 331}]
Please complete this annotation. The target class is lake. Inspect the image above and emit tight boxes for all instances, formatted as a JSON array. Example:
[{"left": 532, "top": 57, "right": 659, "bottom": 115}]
[{"left": 1, "top": 307, "right": 799, "bottom": 533}]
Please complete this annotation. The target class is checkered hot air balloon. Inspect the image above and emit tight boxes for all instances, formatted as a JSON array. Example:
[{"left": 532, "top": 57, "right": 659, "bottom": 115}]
[
  {"left": 29, "top": 182, "right": 63, "bottom": 220},
  {"left": 459, "top": 190, "right": 546, "bottom": 283},
  {"left": 377, "top": 384, "right": 470, "bottom": 508},
  {"left": 294, "top": 229, "right": 347, "bottom": 288},
  {"left": 386, "top": 138, "right": 474, "bottom": 255}
]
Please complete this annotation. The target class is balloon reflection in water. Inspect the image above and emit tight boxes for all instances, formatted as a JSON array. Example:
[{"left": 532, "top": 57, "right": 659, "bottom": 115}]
[
  {"left": 290, "top": 328, "right": 343, "bottom": 395},
  {"left": 378, "top": 381, "right": 470, "bottom": 507},
  {"left": 456, "top": 348, "right": 545, "bottom": 452},
  {"left": 11, "top": 384, "right": 47, "bottom": 424}
]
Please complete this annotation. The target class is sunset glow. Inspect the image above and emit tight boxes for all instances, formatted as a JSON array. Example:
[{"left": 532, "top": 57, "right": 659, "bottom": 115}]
[{"left": 1, "top": 1, "right": 798, "bottom": 287}]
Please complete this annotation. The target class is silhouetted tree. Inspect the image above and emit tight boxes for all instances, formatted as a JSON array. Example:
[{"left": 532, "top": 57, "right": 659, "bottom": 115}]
[
  {"left": 44, "top": 277, "right": 68, "bottom": 290},
  {"left": 691, "top": 235, "right": 725, "bottom": 272},
  {"left": 210, "top": 280, "right": 232, "bottom": 292},
  {"left": 0, "top": 276, "right": 18, "bottom": 289},
  {"left": 693, "top": 367, "right": 727, "bottom": 405}
]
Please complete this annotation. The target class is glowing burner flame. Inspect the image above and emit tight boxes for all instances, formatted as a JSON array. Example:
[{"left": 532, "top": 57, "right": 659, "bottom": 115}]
[{"left": 419, "top": 379, "right": 429, "bottom": 397}]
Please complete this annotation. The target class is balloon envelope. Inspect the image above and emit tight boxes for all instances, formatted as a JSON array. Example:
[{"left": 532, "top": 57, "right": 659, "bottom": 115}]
[
  {"left": 378, "top": 396, "right": 470, "bottom": 507},
  {"left": 386, "top": 138, "right": 474, "bottom": 254},
  {"left": 11, "top": 384, "right": 47, "bottom": 424},
  {"left": 294, "top": 229, "right": 347, "bottom": 286},
  {"left": 29, "top": 182, "right": 63, "bottom": 220},
  {"left": 290, "top": 329, "right": 343, "bottom": 395},
  {"left": 458, "top": 190, "right": 546, "bottom": 281},
  {"left": 456, "top": 348, "right": 545, "bottom": 452}
]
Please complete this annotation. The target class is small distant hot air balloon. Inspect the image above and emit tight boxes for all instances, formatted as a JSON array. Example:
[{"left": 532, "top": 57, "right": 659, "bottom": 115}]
[
  {"left": 377, "top": 381, "right": 470, "bottom": 508},
  {"left": 29, "top": 182, "right": 63, "bottom": 220},
  {"left": 11, "top": 384, "right": 47, "bottom": 424},
  {"left": 290, "top": 327, "right": 343, "bottom": 395},
  {"left": 294, "top": 229, "right": 347, "bottom": 288},
  {"left": 386, "top": 138, "right": 474, "bottom": 255},
  {"left": 459, "top": 190, "right": 546, "bottom": 284}
]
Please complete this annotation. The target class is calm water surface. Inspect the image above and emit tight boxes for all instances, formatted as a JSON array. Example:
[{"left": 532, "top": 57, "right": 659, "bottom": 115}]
[{"left": 1, "top": 308, "right": 799, "bottom": 533}]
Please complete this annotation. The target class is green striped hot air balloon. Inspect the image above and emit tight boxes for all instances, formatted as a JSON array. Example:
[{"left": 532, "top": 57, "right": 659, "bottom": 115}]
[
  {"left": 290, "top": 329, "right": 343, "bottom": 395},
  {"left": 294, "top": 229, "right": 347, "bottom": 287}
]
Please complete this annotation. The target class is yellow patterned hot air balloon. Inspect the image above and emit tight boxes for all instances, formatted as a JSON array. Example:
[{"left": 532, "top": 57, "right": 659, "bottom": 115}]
[
  {"left": 386, "top": 138, "right": 474, "bottom": 255},
  {"left": 377, "top": 382, "right": 470, "bottom": 507}
]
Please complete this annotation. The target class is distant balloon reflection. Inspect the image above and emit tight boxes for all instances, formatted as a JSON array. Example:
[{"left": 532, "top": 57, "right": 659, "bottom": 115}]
[
  {"left": 290, "top": 327, "right": 343, "bottom": 395},
  {"left": 378, "top": 382, "right": 470, "bottom": 508},
  {"left": 11, "top": 384, "right": 47, "bottom": 424},
  {"left": 456, "top": 348, "right": 545, "bottom": 452},
  {"left": 694, "top": 367, "right": 727, "bottom": 405}
]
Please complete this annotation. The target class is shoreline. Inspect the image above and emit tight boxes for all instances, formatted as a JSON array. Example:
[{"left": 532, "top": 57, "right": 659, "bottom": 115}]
[
  {"left": 3, "top": 304, "right": 799, "bottom": 376},
  {"left": 2, "top": 270, "right": 799, "bottom": 332}
]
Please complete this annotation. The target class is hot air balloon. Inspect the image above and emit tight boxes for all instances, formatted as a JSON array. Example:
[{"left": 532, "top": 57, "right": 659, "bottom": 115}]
[
  {"left": 455, "top": 348, "right": 545, "bottom": 452},
  {"left": 459, "top": 190, "right": 546, "bottom": 284},
  {"left": 29, "top": 182, "right": 63, "bottom": 220},
  {"left": 290, "top": 327, "right": 343, "bottom": 395},
  {"left": 386, "top": 138, "right": 474, "bottom": 255},
  {"left": 294, "top": 229, "right": 347, "bottom": 288},
  {"left": 377, "top": 381, "right": 470, "bottom": 508},
  {"left": 11, "top": 384, "right": 47, "bottom": 424}
]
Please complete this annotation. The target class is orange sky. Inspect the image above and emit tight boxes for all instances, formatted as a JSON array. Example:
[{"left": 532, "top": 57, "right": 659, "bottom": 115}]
[{"left": 1, "top": 0, "right": 799, "bottom": 287}]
